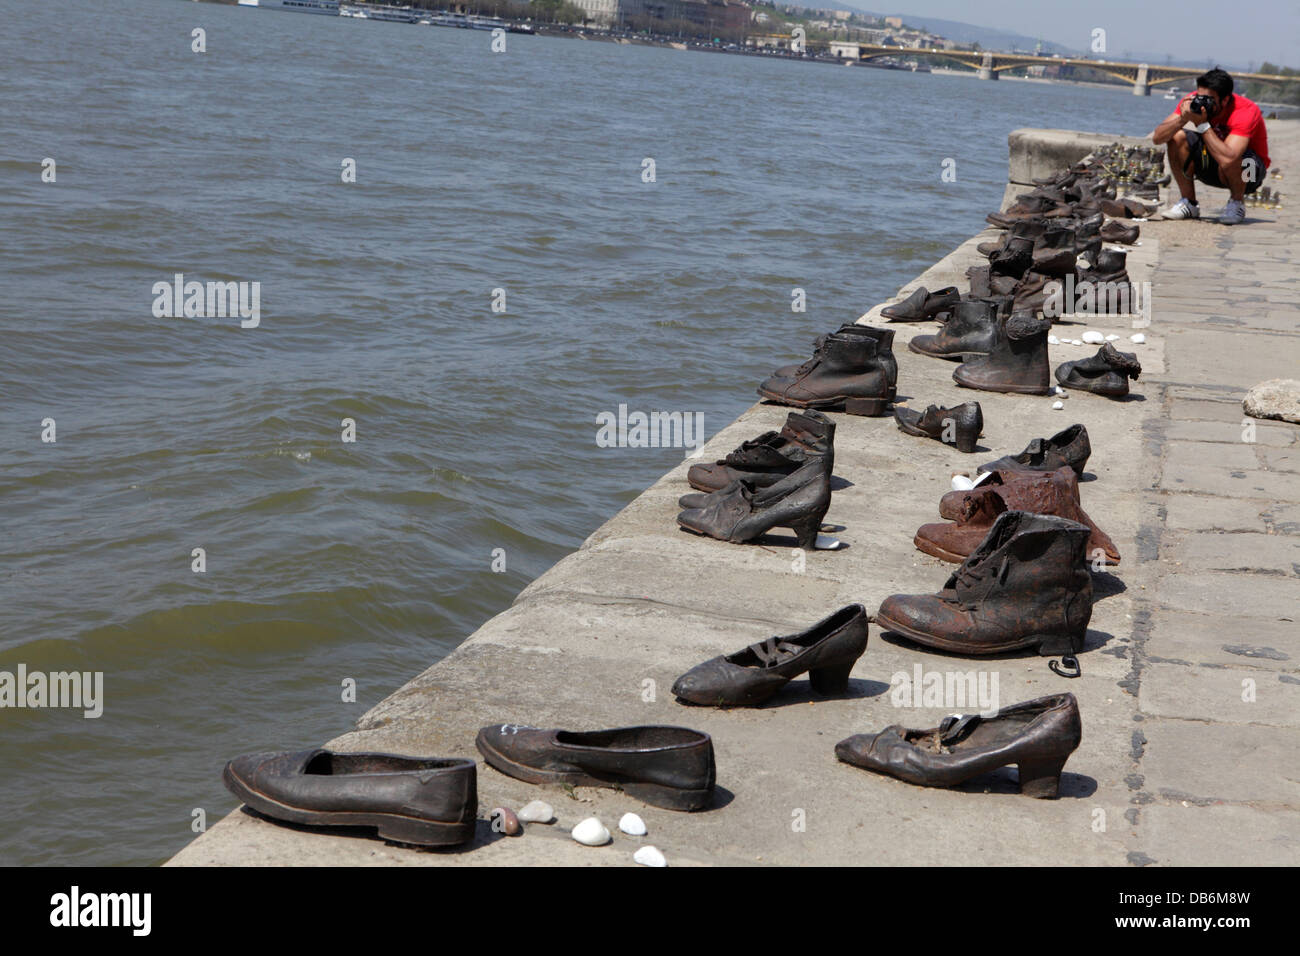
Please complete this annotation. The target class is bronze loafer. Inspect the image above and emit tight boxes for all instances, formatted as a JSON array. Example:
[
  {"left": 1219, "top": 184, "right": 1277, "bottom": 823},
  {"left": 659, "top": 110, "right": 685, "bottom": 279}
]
[
  {"left": 475, "top": 724, "right": 715, "bottom": 811},
  {"left": 222, "top": 749, "right": 477, "bottom": 846}
]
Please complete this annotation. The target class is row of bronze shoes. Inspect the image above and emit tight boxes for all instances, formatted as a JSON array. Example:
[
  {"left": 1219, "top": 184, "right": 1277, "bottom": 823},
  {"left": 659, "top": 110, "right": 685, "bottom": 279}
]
[
  {"left": 216, "top": 152, "right": 1145, "bottom": 851},
  {"left": 754, "top": 297, "right": 1142, "bottom": 415},
  {"left": 221, "top": 609, "right": 1083, "bottom": 850}
]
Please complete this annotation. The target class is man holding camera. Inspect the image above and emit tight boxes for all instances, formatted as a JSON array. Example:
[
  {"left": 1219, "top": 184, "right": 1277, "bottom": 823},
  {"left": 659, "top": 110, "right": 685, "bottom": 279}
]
[{"left": 1153, "top": 67, "right": 1269, "bottom": 225}]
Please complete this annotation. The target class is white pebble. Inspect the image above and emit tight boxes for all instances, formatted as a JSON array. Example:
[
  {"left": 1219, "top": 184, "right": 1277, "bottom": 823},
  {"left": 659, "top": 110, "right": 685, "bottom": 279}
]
[
  {"left": 1047, "top": 334, "right": 1060, "bottom": 345},
  {"left": 1130, "top": 333, "right": 1146, "bottom": 344},
  {"left": 1052, "top": 401, "right": 1065, "bottom": 410},
  {"left": 1105, "top": 334, "right": 1120, "bottom": 342},
  {"left": 814, "top": 534, "right": 844, "bottom": 550},
  {"left": 634, "top": 845, "right": 667, "bottom": 867},
  {"left": 1052, "top": 386, "right": 1068, "bottom": 397},
  {"left": 950, "top": 474, "right": 975, "bottom": 491},
  {"left": 517, "top": 800, "right": 554, "bottom": 824},
  {"left": 619, "top": 812, "right": 647, "bottom": 836},
  {"left": 571, "top": 817, "right": 611, "bottom": 846},
  {"left": 1081, "top": 330, "right": 1105, "bottom": 344},
  {"left": 1070, "top": 339, "right": 1084, "bottom": 346}
]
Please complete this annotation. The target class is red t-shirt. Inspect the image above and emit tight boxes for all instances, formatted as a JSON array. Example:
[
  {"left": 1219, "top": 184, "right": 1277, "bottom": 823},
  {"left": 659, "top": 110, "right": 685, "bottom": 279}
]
[{"left": 1169, "top": 92, "right": 1270, "bottom": 168}]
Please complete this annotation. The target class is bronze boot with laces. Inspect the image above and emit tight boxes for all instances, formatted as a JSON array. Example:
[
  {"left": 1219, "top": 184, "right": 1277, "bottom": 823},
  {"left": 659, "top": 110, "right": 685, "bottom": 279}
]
[{"left": 876, "top": 511, "right": 1093, "bottom": 657}]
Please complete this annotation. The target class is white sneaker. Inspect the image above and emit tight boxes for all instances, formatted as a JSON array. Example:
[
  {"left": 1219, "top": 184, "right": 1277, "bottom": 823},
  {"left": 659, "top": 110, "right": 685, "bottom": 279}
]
[
  {"left": 1218, "top": 199, "right": 1245, "bottom": 225},
  {"left": 1163, "top": 198, "right": 1200, "bottom": 220}
]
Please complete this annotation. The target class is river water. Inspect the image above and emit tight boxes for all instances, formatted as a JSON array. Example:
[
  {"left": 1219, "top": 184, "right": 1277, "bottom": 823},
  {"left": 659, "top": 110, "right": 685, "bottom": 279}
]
[{"left": 0, "top": 0, "right": 1175, "bottom": 865}]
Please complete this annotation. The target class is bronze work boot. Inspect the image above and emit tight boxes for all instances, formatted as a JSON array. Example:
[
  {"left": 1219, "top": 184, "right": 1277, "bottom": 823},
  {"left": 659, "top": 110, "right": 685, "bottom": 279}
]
[
  {"left": 758, "top": 333, "right": 895, "bottom": 416},
  {"left": 953, "top": 312, "right": 1053, "bottom": 395},
  {"left": 836, "top": 694, "right": 1082, "bottom": 798},
  {"left": 876, "top": 511, "right": 1093, "bottom": 657},
  {"left": 927, "top": 466, "right": 1119, "bottom": 565},
  {"left": 909, "top": 300, "right": 1000, "bottom": 361},
  {"left": 770, "top": 325, "right": 897, "bottom": 390}
]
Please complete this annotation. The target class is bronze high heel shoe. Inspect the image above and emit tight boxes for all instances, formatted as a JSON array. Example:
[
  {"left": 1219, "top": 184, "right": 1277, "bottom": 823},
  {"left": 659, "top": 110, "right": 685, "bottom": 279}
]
[{"left": 835, "top": 693, "right": 1081, "bottom": 798}]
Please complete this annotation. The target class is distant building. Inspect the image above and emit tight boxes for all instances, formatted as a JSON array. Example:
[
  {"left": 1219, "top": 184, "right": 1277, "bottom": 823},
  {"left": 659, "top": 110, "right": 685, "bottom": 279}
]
[
  {"left": 884, "top": 15, "right": 902, "bottom": 28},
  {"left": 566, "top": 0, "right": 619, "bottom": 24},
  {"left": 607, "top": 0, "right": 751, "bottom": 31}
]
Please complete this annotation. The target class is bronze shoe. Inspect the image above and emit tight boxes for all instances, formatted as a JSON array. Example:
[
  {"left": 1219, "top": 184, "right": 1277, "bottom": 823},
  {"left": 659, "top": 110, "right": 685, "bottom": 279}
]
[
  {"left": 893, "top": 401, "right": 983, "bottom": 453},
  {"left": 835, "top": 693, "right": 1082, "bottom": 798},
  {"left": 475, "top": 724, "right": 715, "bottom": 811},
  {"left": 876, "top": 511, "right": 1093, "bottom": 657},
  {"left": 222, "top": 750, "right": 477, "bottom": 847},
  {"left": 925, "top": 466, "right": 1119, "bottom": 565},
  {"left": 672, "top": 604, "right": 868, "bottom": 706}
]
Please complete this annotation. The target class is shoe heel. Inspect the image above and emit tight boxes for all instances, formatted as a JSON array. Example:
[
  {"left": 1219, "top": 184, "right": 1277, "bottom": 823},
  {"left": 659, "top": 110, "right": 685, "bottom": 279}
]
[
  {"left": 622, "top": 781, "right": 713, "bottom": 812},
  {"left": 954, "top": 431, "right": 978, "bottom": 453},
  {"left": 1018, "top": 756, "right": 1068, "bottom": 799},
  {"left": 842, "top": 396, "right": 886, "bottom": 416},
  {"left": 789, "top": 506, "right": 830, "bottom": 550},
  {"left": 809, "top": 660, "right": 854, "bottom": 695}
]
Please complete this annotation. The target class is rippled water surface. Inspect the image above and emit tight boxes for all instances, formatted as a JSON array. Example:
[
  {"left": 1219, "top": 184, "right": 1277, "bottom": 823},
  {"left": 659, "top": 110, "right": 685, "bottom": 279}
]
[{"left": 0, "top": 0, "right": 1175, "bottom": 865}]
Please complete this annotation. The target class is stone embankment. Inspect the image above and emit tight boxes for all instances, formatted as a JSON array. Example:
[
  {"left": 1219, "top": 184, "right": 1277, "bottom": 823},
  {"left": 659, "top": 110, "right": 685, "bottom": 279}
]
[{"left": 170, "top": 125, "right": 1300, "bottom": 867}]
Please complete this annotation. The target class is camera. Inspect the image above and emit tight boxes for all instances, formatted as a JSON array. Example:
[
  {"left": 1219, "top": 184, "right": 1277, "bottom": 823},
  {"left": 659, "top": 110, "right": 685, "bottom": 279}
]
[{"left": 1189, "top": 93, "right": 1217, "bottom": 116}]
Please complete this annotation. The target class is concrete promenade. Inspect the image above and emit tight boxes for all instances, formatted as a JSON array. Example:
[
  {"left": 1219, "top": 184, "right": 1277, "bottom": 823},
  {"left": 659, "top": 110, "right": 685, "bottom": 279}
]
[{"left": 170, "top": 123, "right": 1300, "bottom": 867}]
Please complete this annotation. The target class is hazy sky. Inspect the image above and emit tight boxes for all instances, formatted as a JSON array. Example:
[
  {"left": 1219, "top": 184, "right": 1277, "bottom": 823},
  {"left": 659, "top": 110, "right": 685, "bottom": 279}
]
[{"left": 878, "top": 1, "right": 1300, "bottom": 70}]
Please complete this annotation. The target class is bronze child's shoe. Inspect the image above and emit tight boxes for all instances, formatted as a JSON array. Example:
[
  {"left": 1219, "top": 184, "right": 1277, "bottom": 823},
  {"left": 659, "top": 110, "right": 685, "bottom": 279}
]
[
  {"left": 835, "top": 693, "right": 1082, "bottom": 798},
  {"left": 475, "top": 724, "right": 715, "bottom": 811},
  {"left": 893, "top": 401, "right": 983, "bottom": 453},
  {"left": 672, "top": 604, "right": 868, "bottom": 707}
]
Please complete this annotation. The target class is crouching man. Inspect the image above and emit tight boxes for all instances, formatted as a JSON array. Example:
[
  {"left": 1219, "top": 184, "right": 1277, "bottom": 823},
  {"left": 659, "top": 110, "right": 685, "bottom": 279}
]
[{"left": 1153, "top": 67, "right": 1269, "bottom": 225}]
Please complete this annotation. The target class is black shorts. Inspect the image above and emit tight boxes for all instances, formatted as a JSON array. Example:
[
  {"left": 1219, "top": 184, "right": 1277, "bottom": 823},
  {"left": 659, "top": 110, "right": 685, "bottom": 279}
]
[{"left": 1183, "top": 129, "right": 1266, "bottom": 193}]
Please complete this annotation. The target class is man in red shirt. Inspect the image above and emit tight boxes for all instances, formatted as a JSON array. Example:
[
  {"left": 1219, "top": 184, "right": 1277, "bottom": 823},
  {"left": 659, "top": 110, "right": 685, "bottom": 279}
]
[{"left": 1152, "top": 67, "right": 1270, "bottom": 225}]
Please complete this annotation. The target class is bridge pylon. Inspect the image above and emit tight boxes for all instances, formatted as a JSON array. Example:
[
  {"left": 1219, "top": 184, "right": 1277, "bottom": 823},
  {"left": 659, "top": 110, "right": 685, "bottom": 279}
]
[{"left": 1134, "top": 63, "right": 1150, "bottom": 96}]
